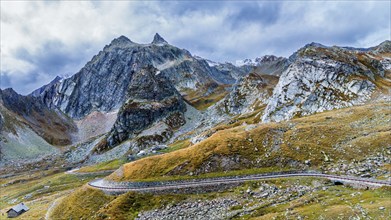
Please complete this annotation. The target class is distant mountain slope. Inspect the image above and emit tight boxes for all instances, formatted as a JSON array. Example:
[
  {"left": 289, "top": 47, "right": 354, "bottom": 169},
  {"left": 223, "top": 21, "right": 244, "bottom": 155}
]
[
  {"left": 0, "top": 88, "right": 76, "bottom": 145},
  {"left": 235, "top": 55, "right": 289, "bottom": 76},
  {"left": 0, "top": 88, "right": 76, "bottom": 165},
  {"left": 262, "top": 41, "right": 391, "bottom": 122}
]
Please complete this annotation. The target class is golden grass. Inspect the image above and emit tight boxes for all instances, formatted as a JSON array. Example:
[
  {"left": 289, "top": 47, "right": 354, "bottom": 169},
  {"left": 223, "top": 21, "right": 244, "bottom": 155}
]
[{"left": 49, "top": 186, "right": 112, "bottom": 220}]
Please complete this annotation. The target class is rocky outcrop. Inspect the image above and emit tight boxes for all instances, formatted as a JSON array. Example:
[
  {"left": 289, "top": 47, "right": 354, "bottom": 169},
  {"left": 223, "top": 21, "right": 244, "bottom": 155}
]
[
  {"left": 218, "top": 73, "right": 279, "bottom": 115},
  {"left": 103, "top": 66, "right": 187, "bottom": 150},
  {"left": 36, "top": 34, "right": 234, "bottom": 119},
  {"left": 262, "top": 41, "right": 391, "bottom": 122}
]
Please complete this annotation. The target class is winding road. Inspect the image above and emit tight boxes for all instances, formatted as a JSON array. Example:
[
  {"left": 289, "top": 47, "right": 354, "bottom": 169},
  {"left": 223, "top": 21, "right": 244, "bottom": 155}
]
[{"left": 87, "top": 171, "right": 391, "bottom": 193}]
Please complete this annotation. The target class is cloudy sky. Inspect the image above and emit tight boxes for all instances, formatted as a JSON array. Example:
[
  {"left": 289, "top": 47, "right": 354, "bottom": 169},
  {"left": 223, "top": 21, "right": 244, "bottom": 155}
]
[{"left": 1, "top": 1, "right": 390, "bottom": 94}]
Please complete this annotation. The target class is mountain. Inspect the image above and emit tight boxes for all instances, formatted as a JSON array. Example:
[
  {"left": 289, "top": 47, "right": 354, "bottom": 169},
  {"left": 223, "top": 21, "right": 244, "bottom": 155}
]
[
  {"left": 262, "top": 41, "right": 391, "bottom": 122},
  {"left": 3, "top": 36, "right": 390, "bottom": 169},
  {"left": 34, "top": 33, "right": 235, "bottom": 119}
]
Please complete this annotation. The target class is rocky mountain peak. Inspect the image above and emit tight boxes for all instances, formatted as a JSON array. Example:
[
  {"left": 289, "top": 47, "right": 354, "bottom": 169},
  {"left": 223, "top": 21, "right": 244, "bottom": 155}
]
[
  {"left": 104, "top": 35, "right": 135, "bottom": 50},
  {"left": 152, "top": 33, "right": 168, "bottom": 44},
  {"left": 112, "top": 35, "right": 132, "bottom": 44}
]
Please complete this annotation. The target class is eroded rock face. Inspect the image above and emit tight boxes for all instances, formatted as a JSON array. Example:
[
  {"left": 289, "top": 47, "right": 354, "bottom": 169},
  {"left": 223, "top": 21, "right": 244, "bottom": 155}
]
[
  {"left": 104, "top": 66, "right": 187, "bottom": 149},
  {"left": 262, "top": 42, "right": 391, "bottom": 122}
]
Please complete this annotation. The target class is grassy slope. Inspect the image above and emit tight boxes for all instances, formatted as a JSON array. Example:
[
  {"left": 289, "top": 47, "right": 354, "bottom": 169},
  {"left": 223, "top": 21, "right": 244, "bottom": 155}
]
[{"left": 108, "top": 102, "right": 391, "bottom": 181}]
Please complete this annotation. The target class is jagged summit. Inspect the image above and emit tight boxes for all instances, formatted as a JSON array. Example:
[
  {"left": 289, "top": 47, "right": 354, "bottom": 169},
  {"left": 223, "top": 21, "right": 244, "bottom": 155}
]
[
  {"left": 112, "top": 35, "right": 132, "bottom": 44},
  {"left": 151, "top": 33, "right": 168, "bottom": 44},
  {"left": 105, "top": 35, "right": 135, "bottom": 50}
]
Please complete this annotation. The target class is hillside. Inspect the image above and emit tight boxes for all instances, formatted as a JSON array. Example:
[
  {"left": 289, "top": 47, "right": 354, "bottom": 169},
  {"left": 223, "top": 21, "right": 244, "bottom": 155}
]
[{"left": 108, "top": 102, "right": 391, "bottom": 181}]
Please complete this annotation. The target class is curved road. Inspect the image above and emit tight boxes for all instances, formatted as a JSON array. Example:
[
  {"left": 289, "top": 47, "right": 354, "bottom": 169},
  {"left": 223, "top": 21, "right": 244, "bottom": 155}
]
[{"left": 88, "top": 172, "right": 391, "bottom": 193}]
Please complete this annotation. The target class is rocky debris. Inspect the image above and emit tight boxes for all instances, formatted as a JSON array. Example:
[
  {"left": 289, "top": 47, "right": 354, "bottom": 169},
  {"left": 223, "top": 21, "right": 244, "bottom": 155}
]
[
  {"left": 325, "top": 150, "right": 391, "bottom": 179},
  {"left": 136, "top": 198, "right": 240, "bottom": 220},
  {"left": 262, "top": 41, "right": 391, "bottom": 122}
]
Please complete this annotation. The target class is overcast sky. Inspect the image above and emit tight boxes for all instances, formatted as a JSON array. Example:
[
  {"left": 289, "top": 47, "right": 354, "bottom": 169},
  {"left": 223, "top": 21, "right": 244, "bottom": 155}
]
[{"left": 1, "top": 1, "right": 390, "bottom": 95}]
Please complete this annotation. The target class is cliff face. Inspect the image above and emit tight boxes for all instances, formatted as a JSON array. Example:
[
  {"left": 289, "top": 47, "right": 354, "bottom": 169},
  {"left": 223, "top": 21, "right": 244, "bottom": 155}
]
[
  {"left": 262, "top": 41, "right": 391, "bottom": 122},
  {"left": 103, "top": 66, "right": 187, "bottom": 150}
]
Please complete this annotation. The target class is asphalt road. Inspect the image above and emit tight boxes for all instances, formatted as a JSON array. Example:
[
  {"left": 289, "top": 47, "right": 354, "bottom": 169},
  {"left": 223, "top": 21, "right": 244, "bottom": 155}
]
[{"left": 88, "top": 172, "right": 391, "bottom": 193}]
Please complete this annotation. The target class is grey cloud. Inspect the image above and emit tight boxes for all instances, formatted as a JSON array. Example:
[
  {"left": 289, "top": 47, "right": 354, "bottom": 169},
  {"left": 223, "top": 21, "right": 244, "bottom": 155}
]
[{"left": 228, "top": 2, "right": 281, "bottom": 27}]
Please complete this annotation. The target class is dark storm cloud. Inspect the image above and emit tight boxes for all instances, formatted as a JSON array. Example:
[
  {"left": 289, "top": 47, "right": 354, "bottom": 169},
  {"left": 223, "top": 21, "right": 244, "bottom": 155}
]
[{"left": 1, "top": 1, "right": 390, "bottom": 94}]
